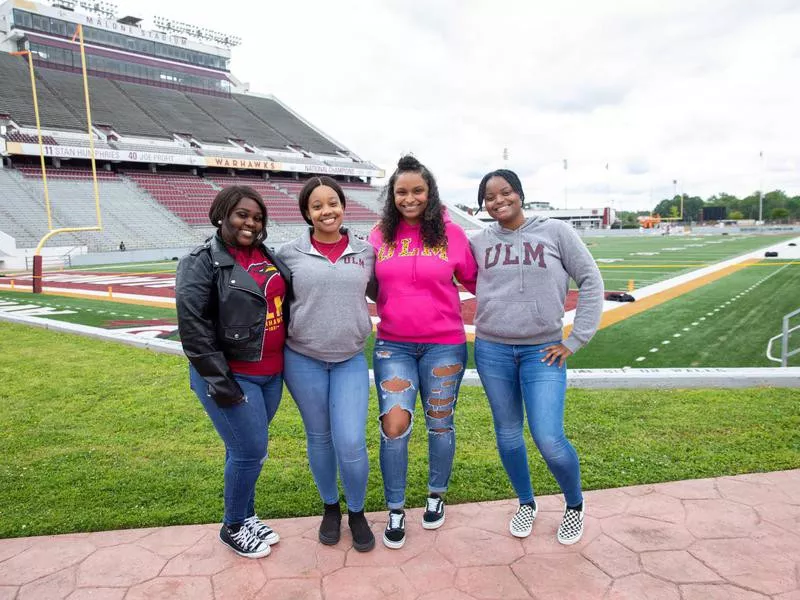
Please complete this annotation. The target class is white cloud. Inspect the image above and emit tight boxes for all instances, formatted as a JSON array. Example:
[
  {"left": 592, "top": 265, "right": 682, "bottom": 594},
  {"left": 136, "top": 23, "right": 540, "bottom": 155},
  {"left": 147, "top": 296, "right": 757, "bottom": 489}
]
[{"left": 120, "top": 0, "right": 800, "bottom": 211}]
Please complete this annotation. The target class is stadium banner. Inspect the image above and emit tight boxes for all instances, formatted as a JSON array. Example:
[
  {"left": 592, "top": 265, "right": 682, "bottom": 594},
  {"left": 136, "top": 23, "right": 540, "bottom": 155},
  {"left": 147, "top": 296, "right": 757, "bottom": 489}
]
[
  {"left": 5, "top": 142, "right": 203, "bottom": 167},
  {"left": 205, "top": 156, "right": 384, "bottom": 178}
]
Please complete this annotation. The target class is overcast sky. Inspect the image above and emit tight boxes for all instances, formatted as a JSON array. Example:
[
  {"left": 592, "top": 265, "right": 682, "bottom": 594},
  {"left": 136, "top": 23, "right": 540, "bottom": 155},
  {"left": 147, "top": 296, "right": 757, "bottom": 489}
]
[{"left": 118, "top": 0, "right": 800, "bottom": 211}]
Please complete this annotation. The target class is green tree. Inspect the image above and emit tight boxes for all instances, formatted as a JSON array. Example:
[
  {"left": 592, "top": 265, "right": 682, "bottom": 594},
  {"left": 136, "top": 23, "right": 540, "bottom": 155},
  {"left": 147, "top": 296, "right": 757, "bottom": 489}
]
[
  {"left": 729, "top": 210, "right": 744, "bottom": 220},
  {"left": 770, "top": 207, "right": 789, "bottom": 222}
]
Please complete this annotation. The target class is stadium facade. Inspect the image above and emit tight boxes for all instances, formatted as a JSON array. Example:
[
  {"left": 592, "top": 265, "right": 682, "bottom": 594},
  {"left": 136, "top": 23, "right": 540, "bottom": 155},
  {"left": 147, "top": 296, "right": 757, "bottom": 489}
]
[{"left": 0, "top": 0, "right": 395, "bottom": 259}]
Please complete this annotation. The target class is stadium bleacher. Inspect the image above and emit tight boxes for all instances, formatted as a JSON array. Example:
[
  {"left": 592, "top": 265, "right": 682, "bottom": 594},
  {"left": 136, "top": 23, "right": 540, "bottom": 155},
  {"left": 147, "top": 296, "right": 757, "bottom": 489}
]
[
  {"left": 33, "top": 67, "right": 169, "bottom": 139},
  {"left": 0, "top": 53, "right": 83, "bottom": 131},
  {"left": 233, "top": 95, "right": 342, "bottom": 154},
  {"left": 186, "top": 92, "right": 290, "bottom": 150},
  {"left": 114, "top": 81, "right": 234, "bottom": 143}
]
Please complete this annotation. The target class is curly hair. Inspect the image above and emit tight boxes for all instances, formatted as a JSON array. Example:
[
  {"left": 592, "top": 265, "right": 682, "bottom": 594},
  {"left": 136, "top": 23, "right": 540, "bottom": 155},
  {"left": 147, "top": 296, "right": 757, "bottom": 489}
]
[{"left": 378, "top": 155, "right": 446, "bottom": 247}]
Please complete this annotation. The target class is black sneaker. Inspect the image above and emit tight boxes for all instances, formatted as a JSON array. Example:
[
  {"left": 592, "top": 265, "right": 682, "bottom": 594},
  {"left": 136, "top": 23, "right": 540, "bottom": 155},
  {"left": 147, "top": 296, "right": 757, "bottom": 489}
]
[
  {"left": 219, "top": 523, "right": 271, "bottom": 558},
  {"left": 383, "top": 509, "right": 406, "bottom": 549},
  {"left": 348, "top": 510, "right": 375, "bottom": 552},
  {"left": 243, "top": 514, "right": 280, "bottom": 545},
  {"left": 318, "top": 502, "right": 342, "bottom": 545},
  {"left": 422, "top": 494, "right": 445, "bottom": 530}
]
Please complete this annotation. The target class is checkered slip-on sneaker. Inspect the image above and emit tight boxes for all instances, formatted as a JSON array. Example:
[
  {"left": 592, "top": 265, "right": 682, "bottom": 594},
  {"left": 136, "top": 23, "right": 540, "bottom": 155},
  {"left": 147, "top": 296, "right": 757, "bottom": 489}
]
[
  {"left": 557, "top": 504, "right": 585, "bottom": 545},
  {"left": 510, "top": 502, "right": 537, "bottom": 538}
]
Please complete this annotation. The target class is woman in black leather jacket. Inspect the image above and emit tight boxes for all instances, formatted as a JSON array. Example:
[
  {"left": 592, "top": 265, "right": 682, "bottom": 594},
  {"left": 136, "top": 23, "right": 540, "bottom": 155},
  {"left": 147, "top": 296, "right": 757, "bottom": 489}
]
[{"left": 176, "top": 185, "right": 291, "bottom": 559}]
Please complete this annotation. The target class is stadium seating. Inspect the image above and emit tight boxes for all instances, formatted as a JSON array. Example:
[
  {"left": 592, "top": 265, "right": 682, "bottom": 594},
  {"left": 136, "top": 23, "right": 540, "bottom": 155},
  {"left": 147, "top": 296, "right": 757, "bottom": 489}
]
[
  {"left": 115, "top": 81, "right": 234, "bottom": 143},
  {"left": 233, "top": 95, "right": 342, "bottom": 154},
  {"left": 0, "top": 166, "right": 203, "bottom": 251},
  {"left": 0, "top": 53, "right": 83, "bottom": 131},
  {"left": 4, "top": 132, "right": 59, "bottom": 145},
  {"left": 123, "top": 170, "right": 219, "bottom": 226},
  {"left": 186, "top": 92, "right": 290, "bottom": 150},
  {"left": 34, "top": 67, "right": 168, "bottom": 139}
]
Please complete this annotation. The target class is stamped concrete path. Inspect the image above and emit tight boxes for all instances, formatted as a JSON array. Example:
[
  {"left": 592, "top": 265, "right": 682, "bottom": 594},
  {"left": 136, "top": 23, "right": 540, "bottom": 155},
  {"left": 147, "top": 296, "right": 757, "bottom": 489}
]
[{"left": 1, "top": 470, "right": 798, "bottom": 600}]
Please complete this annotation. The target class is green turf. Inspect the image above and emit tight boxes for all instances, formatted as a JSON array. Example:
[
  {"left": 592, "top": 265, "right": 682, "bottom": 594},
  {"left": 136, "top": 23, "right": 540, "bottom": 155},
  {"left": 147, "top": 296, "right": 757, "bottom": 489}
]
[
  {"left": 57, "top": 232, "right": 796, "bottom": 291},
  {"left": 0, "top": 290, "right": 178, "bottom": 337},
  {"left": 571, "top": 262, "right": 800, "bottom": 368},
  {"left": 1, "top": 321, "right": 798, "bottom": 538},
  {"left": 580, "top": 231, "right": 797, "bottom": 290}
]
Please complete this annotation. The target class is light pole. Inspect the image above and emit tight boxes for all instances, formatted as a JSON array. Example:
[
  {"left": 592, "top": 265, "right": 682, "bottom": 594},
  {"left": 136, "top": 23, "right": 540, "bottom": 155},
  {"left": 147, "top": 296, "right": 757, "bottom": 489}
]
[{"left": 758, "top": 151, "right": 764, "bottom": 223}]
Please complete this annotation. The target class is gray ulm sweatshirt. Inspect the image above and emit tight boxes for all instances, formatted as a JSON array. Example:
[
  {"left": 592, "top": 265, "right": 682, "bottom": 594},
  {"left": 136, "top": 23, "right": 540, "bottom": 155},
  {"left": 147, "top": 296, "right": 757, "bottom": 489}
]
[{"left": 469, "top": 217, "right": 604, "bottom": 352}]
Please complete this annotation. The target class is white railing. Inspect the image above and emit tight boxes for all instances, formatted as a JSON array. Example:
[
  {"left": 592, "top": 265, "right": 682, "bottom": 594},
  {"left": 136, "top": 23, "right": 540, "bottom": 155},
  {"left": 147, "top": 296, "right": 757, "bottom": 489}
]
[{"left": 766, "top": 308, "right": 800, "bottom": 367}]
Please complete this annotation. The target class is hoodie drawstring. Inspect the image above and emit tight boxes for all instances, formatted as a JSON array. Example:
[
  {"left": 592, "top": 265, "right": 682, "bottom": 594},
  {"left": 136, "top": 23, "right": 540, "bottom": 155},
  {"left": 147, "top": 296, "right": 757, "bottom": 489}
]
[{"left": 517, "top": 226, "right": 524, "bottom": 293}]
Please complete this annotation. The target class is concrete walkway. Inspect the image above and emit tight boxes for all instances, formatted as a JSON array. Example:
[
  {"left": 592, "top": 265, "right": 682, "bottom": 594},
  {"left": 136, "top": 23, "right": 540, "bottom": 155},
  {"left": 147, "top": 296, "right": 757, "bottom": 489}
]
[{"left": 1, "top": 470, "right": 798, "bottom": 599}]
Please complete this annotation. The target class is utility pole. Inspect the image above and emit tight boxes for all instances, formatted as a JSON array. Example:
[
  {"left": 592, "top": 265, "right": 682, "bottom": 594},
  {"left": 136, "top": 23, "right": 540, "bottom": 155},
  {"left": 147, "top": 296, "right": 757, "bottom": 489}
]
[{"left": 758, "top": 150, "right": 764, "bottom": 223}]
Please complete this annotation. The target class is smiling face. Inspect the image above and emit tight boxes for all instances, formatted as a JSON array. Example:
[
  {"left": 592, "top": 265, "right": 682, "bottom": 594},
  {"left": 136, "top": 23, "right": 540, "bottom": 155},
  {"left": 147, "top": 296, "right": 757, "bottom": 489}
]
[
  {"left": 220, "top": 197, "right": 264, "bottom": 247},
  {"left": 393, "top": 171, "right": 429, "bottom": 225},
  {"left": 484, "top": 175, "right": 524, "bottom": 229},
  {"left": 307, "top": 184, "right": 344, "bottom": 237}
]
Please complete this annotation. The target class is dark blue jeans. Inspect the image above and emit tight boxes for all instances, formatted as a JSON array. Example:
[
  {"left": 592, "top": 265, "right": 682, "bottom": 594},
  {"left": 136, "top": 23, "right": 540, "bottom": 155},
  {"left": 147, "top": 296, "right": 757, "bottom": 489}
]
[
  {"left": 283, "top": 346, "right": 370, "bottom": 512},
  {"left": 474, "top": 338, "right": 583, "bottom": 507},
  {"left": 189, "top": 365, "right": 283, "bottom": 525},
  {"left": 373, "top": 340, "right": 467, "bottom": 509}
]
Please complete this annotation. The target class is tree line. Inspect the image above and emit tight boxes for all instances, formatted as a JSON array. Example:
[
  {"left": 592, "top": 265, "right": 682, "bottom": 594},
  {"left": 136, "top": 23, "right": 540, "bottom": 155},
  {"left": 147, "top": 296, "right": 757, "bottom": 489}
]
[{"left": 647, "top": 190, "right": 799, "bottom": 223}]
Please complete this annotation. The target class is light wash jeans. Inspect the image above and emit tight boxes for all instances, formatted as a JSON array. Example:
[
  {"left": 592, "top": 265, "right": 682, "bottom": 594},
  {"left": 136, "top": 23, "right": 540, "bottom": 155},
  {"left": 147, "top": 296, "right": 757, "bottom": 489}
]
[
  {"left": 373, "top": 339, "right": 467, "bottom": 510},
  {"left": 283, "top": 346, "right": 370, "bottom": 512},
  {"left": 474, "top": 338, "right": 583, "bottom": 507},
  {"left": 189, "top": 365, "right": 283, "bottom": 525}
]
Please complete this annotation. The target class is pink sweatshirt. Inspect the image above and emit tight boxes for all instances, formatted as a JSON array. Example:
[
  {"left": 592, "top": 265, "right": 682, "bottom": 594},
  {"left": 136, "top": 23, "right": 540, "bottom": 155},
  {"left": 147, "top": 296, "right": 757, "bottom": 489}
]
[{"left": 369, "top": 211, "right": 477, "bottom": 344}]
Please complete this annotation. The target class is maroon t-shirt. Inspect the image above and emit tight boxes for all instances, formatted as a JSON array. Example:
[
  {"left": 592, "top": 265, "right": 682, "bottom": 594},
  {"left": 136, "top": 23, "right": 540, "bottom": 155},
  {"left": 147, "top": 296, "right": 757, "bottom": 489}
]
[
  {"left": 311, "top": 234, "right": 349, "bottom": 263},
  {"left": 226, "top": 246, "right": 286, "bottom": 376}
]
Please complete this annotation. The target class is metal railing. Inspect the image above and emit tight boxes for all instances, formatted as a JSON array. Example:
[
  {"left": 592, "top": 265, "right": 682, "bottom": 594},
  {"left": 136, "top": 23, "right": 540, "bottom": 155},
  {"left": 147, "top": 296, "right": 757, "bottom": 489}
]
[{"left": 766, "top": 308, "right": 800, "bottom": 367}]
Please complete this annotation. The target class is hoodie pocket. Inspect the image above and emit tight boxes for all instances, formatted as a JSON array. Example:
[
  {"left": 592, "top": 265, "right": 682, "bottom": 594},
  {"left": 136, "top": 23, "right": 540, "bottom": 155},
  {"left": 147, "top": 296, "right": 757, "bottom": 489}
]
[
  {"left": 379, "top": 293, "right": 455, "bottom": 338},
  {"left": 476, "top": 299, "right": 542, "bottom": 338}
]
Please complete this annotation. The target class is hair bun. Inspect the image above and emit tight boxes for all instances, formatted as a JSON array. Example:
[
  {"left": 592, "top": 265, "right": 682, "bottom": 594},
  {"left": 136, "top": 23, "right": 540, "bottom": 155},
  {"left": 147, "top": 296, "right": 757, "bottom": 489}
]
[{"left": 397, "top": 155, "right": 421, "bottom": 170}]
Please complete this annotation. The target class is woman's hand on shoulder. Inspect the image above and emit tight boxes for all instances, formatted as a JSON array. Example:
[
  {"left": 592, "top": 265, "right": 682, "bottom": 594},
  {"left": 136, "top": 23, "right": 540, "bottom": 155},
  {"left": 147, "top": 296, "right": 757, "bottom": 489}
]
[{"left": 541, "top": 343, "right": 573, "bottom": 368}]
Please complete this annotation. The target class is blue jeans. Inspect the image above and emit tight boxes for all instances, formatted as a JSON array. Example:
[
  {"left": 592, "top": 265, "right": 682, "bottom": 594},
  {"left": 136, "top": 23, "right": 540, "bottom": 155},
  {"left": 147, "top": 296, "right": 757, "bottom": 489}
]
[
  {"left": 283, "top": 346, "right": 370, "bottom": 512},
  {"left": 373, "top": 340, "right": 467, "bottom": 510},
  {"left": 474, "top": 338, "right": 583, "bottom": 507},
  {"left": 189, "top": 365, "right": 283, "bottom": 525}
]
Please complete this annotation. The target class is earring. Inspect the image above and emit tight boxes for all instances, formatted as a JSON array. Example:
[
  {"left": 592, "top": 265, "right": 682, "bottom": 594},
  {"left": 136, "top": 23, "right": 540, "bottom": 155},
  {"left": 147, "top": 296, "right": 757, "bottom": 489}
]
[{"left": 217, "top": 220, "right": 222, "bottom": 225}]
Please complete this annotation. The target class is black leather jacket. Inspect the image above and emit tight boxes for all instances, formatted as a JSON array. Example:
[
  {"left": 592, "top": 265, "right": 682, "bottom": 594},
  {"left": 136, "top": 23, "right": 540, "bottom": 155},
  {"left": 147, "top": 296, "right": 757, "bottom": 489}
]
[{"left": 175, "top": 234, "right": 292, "bottom": 406}]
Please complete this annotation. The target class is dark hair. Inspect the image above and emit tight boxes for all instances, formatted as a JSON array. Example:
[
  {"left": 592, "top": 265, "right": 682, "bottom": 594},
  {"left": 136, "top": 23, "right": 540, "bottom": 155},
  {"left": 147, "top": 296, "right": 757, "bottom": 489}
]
[
  {"left": 297, "top": 176, "right": 346, "bottom": 226},
  {"left": 379, "top": 155, "right": 446, "bottom": 247},
  {"left": 208, "top": 185, "right": 268, "bottom": 244},
  {"left": 477, "top": 169, "right": 525, "bottom": 211}
]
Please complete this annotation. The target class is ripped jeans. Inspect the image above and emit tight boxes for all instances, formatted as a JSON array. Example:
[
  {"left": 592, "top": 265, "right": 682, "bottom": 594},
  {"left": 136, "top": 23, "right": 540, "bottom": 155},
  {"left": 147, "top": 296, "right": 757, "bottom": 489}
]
[{"left": 373, "top": 340, "right": 467, "bottom": 509}]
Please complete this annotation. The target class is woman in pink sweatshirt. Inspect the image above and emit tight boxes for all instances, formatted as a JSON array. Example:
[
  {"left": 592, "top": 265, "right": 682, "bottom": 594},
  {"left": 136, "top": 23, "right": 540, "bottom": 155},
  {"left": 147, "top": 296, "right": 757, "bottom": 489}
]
[{"left": 368, "top": 155, "right": 477, "bottom": 549}]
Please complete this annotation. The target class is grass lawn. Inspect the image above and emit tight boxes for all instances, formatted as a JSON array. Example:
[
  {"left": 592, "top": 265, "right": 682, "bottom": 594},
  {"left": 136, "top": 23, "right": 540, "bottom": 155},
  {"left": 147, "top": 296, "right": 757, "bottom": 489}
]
[
  {"left": 571, "top": 261, "right": 800, "bottom": 368},
  {"left": 1, "top": 321, "right": 798, "bottom": 538}
]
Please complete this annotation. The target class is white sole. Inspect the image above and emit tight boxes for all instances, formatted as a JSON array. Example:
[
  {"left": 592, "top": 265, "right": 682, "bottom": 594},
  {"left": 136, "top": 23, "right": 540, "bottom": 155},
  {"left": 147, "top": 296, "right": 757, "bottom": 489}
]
[
  {"left": 382, "top": 534, "right": 406, "bottom": 549},
  {"left": 219, "top": 535, "right": 272, "bottom": 558},
  {"left": 421, "top": 515, "right": 445, "bottom": 530},
  {"left": 510, "top": 527, "right": 532, "bottom": 538},
  {"left": 557, "top": 530, "right": 584, "bottom": 545},
  {"left": 263, "top": 533, "right": 280, "bottom": 545}
]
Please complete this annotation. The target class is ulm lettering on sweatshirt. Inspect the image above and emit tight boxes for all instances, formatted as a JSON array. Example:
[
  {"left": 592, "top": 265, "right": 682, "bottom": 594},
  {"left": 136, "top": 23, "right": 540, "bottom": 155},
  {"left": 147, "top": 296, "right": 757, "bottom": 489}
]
[
  {"left": 341, "top": 256, "right": 366, "bottom": 268},
  {"left": 484, "top": 242, "right": 547, "bottom": 269},
  {"left": 377, "top": 238, "right": 448, "bottom": 263}
]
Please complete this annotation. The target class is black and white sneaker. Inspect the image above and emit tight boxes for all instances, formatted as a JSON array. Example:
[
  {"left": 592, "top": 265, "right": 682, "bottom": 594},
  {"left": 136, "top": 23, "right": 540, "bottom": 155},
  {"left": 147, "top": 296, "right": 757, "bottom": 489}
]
[
  {"left": 557, "top": 504, "right": 585, "bottom": 545},
  {"left": 219, "top": 523, "right": 271, "bottom": 558},
  {"left": 243, "top": 514, "right": 280, "bottom": 545},
  {"left": 509, "top": 502, "right": 537, "bottom": 538},
  {"left": 383, "top": 510, "right": 406, "bottom": 549},
  {"left": 422, "top": 494, "right": 445, "bottom": 530}
]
